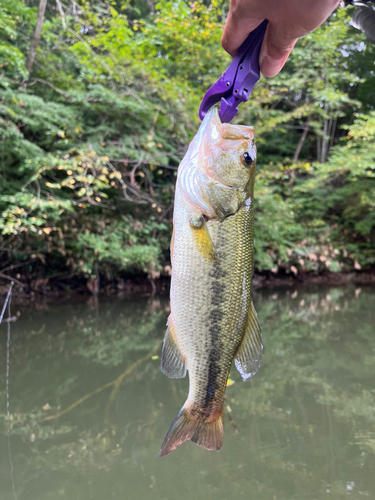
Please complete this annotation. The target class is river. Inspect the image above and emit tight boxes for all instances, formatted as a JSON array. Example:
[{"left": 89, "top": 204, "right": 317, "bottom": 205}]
[{"left": 0, "top": 285, "right": 374, "bottom": 500}]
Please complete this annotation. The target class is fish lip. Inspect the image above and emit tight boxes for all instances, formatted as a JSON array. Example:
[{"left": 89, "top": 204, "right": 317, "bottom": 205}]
[{"left": 210, "top": 107, "right": 255, "bottom": 137}]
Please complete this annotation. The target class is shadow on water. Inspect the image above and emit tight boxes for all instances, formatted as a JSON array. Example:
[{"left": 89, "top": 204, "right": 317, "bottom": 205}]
[{"left": 0, "top": 286, "right": 375, "bottom": 500}]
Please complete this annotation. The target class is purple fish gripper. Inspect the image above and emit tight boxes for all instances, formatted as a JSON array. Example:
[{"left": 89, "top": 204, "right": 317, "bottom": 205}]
[{"left": 199, "top": 19, "right": 268, "bottom": 124}]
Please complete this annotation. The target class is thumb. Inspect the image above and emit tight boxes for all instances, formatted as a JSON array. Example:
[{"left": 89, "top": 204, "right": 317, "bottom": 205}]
[
  {"left": 222, "top": 12, "right": 264, "bottom": 57},
  {"left": 259, "top": 24, "right": 298, "bottom": 77}
]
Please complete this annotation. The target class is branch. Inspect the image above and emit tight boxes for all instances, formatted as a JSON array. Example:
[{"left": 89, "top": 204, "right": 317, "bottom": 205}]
[
  {"left": 1, "top": 316, "right": 18, "bottom": 323},
  {"left": 25, "top": 0, "right": 48, "bottom": 74},
  {"left": 55, "top": 0, "right": 67, "bottom": 29},
  {"left": 0, "top": 259, "right": 36, "bottom": 275},
  {"left": 27, "top": 78, "right": 71, "bottom": 99},
  {"left": 0, "top": 247, "right": 42, "bottom": 255},
  {"left": 107, "top": 161, "right": 155, "bottom": 205},
  {"left": 293, "top": 115, "right": 311, "bottom": 163},
  {"left": 56, "top": 0, "right": 114, "bottom": 82},
  {"left": 0, "top": 274, "right": 24, "bottom": 288},
  {"left": 40, "top": 341, "right": 161, "bottom": 423},
  {"left": 104, "top": 341, "right": 160, "bottom": 425},
  {"left": 224, "top": 395, "right": 239, "bottom": 434}
]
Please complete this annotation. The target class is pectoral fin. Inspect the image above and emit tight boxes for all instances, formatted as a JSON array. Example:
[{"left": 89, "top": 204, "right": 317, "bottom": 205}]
[
  {"left": 235, "top": 300, "right": 263, "bottom": 381},
  {"left": 190, "top": 215, "right": 216, "bottom": 262},
  {"left": 161, "top": 316, "right": 187, "bottom": 379}
]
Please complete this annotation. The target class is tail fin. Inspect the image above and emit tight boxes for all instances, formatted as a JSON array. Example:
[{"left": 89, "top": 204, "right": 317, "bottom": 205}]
[{"left": 159, "top": 406, "right": 224, "bottom": 458}]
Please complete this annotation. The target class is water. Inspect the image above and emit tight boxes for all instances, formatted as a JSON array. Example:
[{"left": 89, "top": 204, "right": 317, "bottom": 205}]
[{"left": 0, "top": 286, "right": 374, "bottom": 500}]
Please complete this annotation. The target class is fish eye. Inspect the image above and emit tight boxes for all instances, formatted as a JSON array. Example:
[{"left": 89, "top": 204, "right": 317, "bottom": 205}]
[{"left": 241, "top": 152, "right": 254, "bottom": 166}]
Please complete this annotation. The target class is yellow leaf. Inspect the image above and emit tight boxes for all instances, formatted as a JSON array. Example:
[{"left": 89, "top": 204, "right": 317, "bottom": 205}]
[{"left": 45, "top": 182, "right": 61, "bottom": 189}]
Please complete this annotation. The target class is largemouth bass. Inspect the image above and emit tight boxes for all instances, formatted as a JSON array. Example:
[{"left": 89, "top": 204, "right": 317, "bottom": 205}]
[{"left": 160, "top": 107, "right": 262, "bottom": 457}]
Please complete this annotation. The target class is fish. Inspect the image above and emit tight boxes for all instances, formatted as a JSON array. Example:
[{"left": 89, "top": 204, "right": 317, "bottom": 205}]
[{"left": 160, "top": 107, "right": 262, "bottom": 457}]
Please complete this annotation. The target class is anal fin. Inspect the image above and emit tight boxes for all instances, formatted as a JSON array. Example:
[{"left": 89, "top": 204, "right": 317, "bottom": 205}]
[
  {"left": 161, "top": 316, "right": 187, "bottom": 379},
  {"left": 235, "top": 300, "right": 263, "bottom": 381}
]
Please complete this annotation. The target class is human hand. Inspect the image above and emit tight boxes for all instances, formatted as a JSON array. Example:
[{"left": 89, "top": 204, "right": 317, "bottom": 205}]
[{"left": 222, "top": 0, "right": 341, "bottom": 77}]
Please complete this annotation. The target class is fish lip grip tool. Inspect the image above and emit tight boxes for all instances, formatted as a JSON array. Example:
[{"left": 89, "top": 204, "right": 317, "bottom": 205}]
[{"left": 199, "top": 19, "right": 268, "bottom": 124}]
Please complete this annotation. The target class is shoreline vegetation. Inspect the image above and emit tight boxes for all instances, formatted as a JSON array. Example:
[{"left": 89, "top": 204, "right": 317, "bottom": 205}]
[
  {"left": 1, "top": 1, "right": 374, "bottom": 299},
  {"left": 1, "top": 270, "right": 375, "bottom": 302}
]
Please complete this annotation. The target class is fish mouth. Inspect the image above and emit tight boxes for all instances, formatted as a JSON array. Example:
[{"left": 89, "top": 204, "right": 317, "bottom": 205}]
[{"left": 208, "top": 107, "right": 255, "bottom": 140}]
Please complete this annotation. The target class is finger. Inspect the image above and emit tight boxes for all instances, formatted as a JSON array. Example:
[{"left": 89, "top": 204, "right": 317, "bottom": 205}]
[
  {"left": 222, "top": 11, "right": 264, "bottom": 57},
  {"left": 259, "top": 23, "right": 298, "bottom": 77}
]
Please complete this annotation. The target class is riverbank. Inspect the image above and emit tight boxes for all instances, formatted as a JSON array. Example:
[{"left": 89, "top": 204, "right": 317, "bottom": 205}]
[{"left": 1, "top": 270, "right": 375, "bottom": 303}]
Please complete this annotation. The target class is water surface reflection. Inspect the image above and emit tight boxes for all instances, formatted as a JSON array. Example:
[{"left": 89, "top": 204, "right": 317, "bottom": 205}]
[{"left": 0, "top": 286, "right": 374, "bottom": 500}]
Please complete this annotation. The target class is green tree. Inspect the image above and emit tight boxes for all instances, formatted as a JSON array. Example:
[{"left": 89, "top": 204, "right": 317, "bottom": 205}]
[{"left": 0, "top": 1, "right": 374, "bottom": 288}]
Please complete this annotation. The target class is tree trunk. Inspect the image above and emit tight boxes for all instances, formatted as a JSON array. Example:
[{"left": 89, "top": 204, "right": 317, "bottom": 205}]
[
  {"left": 317, "top": 135, "right": 322, "bottom": 163},
  {"left": 329, "top": 117, "right": 337, "bottom": 151},
  {"left": 147, "top": 0, "right": 155, "bottom": 14},
  {"left": 321, "top": 118, "right": 329, "bottom": 163},
  {"left": 293, "top": 116, "right": 311, "bottom": 163},
  {"left": 25, "top": 0, "right": 48, "bottom": 74},
  {"left": 320, "top": 116, "right": 337, "bottom": 163}
]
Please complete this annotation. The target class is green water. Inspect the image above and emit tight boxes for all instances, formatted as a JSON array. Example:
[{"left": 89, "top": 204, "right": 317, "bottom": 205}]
[{"left": 0, "top": 286, "right": 375, "bottom": 500}]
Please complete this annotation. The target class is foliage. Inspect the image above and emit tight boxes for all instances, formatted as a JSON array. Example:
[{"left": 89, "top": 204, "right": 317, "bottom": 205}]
[
  {"left": 255, "top": 111, "right": 375, "bottom": 273},
  {"left": 0, "top": 0, "right": 375, "bottom": 288},
  {"left": 292, "top": 112, "right": 375, "bottom": 269},
  {"left": 75, "top": 216, "right": 169, "bottom": 275},
  {"left": 0, "top": 0, "right": 33, "bottom": 78}
]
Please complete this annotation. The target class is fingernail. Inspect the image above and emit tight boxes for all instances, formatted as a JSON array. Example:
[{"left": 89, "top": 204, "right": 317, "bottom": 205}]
[{"left": 260, "top": 54, "right": 286, "bottom": 78}]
